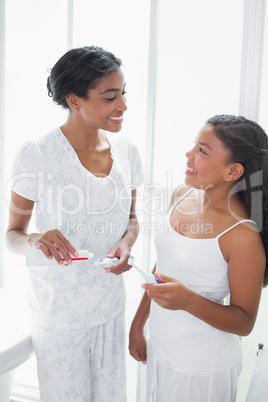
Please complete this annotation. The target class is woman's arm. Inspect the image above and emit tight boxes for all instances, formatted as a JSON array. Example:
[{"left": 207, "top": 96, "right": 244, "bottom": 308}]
[
  {"left": 106, "top": 189, "right": 140, "bottom": 274},
  {"left": 6, "top": 191, "right": 35, "bottom": 254},
  {"left": 144, "top": 227, "right": 265, "bottom": 336},
  {"left": 6, "top": 191, "right": 78, "bottom": 264}
]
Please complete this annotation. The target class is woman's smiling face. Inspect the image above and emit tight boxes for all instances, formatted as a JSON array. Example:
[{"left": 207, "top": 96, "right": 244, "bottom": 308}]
[
  {"left": 76, "top": 69, "right": 127, "bottom": 133},
  {"left": 185, "top": 124, "right": 233, "bottom": 190}
]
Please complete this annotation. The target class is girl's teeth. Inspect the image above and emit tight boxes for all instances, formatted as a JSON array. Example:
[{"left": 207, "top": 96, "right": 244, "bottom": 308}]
[{"left": 187, "top": 167, "right": 197, "bottom": 173}]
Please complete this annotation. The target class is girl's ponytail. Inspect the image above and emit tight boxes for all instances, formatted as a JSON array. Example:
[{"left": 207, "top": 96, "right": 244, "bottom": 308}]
[{"left": 206, "top": 115, "right": 268, "bottom": 286}]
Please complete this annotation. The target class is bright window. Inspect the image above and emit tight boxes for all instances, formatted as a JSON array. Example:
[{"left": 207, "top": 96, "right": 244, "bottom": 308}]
[{"left": 4, "top": 0, "right": 150, "bottom": 400}]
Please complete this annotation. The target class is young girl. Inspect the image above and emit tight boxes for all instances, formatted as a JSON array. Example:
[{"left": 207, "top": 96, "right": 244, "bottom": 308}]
[
  {"left": 6, "top": 46, "right": 143, "bottom": 401},
  {"left": 129, "top": 115, "right": 268, "bottom": 402}
]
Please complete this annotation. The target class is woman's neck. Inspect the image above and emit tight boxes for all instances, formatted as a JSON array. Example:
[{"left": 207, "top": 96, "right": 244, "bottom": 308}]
[{"left": 60, "top": 119, "right": 105, "bottom": 152}]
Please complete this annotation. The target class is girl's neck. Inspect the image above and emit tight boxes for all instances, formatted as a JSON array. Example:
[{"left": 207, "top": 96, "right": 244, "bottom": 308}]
[{"left": 201, "top": 186, "right": 248, "bottom": 218}]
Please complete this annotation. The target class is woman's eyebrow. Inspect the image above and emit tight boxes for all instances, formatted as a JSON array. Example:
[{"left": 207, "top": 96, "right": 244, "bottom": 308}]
[
  {"left": 100, "top": 88, "right": 120, "bottom": 95},
  {"left": 100, "top": 83, "right": 126, "bottom": 95}
]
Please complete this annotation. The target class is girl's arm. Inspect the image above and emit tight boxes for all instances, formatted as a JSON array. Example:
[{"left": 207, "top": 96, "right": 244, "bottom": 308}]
[
  {"left": 6, "top": 191, "right": 78, "bottom": 264},
  {"left": 106, "top": 189, "right": 140, "bottom": 274},
  {"left": 129, "top": 268, "right": 155, "bottom": 363},
  {"left": 129, "top": 264, "right": 156, "bottom": 363},
  {"left": 144, "top": 227, "right": 265, "bottom": 336}
]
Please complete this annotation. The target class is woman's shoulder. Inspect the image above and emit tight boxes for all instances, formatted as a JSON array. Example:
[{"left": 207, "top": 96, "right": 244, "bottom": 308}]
[
  {"left": 35, "top": 128, "right": 59, "bottom": 147},
  {"left": 14, "top": 139, "right": 41, "bottom": 160},
  {"left": 13, "top": 129, "right": 60, "bottom": 167},
  {"left": 16, "top": 129, "right": 57, "bottom": 151}
]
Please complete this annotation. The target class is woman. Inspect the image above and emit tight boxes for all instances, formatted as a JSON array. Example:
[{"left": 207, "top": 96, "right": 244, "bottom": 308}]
[
  {"left": 6, "top": 46, "right": 143, "bottom": 401},
  {"left": 129, "top": 115, "right": 268, "bottom": 402}
]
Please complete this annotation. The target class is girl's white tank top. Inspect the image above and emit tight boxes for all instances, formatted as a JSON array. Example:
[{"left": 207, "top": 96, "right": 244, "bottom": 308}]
[{"left": 149, "top": 188, "right": 256, "bottom": 375}]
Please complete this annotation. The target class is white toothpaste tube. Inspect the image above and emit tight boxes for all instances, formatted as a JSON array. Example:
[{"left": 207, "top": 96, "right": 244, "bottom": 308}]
[{"left": 25, "top": 249, "right": 94, "bottom": 267}]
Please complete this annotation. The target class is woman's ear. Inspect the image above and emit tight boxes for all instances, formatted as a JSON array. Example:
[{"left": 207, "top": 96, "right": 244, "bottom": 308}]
[
  {"left": 225, "top": 163, "right": 244, "bottom": 182},
  {"left": 66, "top": 94, "right": 80, "bottom": 112}
]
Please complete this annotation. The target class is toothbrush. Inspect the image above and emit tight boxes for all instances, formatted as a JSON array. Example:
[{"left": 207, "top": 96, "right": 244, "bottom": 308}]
[
  {"left": 94, "top": 257, "right": 119, "bottom": 268},
  {"left": 94, "top": 256, "right": 162, "bottom": 284},
  {"left": 128, "top": 256, "right": 162, "bottom": 284}
]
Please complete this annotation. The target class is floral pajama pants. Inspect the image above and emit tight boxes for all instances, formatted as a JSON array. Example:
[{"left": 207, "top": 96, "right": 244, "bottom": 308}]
[{"left": 31, "top": 312, "right": 126, "bottom": 402}]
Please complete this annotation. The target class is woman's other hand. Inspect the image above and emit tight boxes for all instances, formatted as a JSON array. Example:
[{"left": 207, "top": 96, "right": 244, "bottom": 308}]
[
  {"left": 29, "top": 229, "right": 78, "bottom": 265},
  {"left": 105, "top": 238, "right": 132, "bottom": 275}
]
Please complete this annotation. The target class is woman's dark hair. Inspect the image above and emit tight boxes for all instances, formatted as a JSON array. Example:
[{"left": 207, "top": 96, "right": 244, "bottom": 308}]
[
  {"left": 47, "top": 46, "right": 122, "bottom": 109},
  {"left": 206, "top": 114, "right": 268, "bottom": 286}
]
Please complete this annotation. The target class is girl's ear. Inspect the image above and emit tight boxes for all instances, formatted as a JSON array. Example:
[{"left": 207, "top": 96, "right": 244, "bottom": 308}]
[
  {"left": 66, "top": 94, "right": 80, "bottom": 111},
  {"left": 225, "top": 163, "right": 244, "bottom": 182}
]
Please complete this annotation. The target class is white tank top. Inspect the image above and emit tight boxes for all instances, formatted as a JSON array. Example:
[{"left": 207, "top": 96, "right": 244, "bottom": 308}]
[{"left": 149, "top": 188, "right": 255, "bottom": 375}]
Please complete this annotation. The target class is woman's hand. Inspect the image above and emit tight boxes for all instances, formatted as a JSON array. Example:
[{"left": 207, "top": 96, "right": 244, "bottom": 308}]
[
  {"left": 28, "top": 229, "right": 78, "bottom": 265},
  {"left": 142, "top": 273, "right": 191, "bottom": 311},
  {"left": 6, "top": 192, "right": 78, "bottom": 265},
  {"left": 105, "top": 189, "right": 139, "bottom": 275},
  {"left": 105, "top": 238, "right": 132, "bottom": 275}
]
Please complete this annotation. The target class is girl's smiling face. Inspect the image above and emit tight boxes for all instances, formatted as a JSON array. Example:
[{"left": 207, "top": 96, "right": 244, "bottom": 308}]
[{"left": 185, "top": 124, "right": 234, "bottom": 189}]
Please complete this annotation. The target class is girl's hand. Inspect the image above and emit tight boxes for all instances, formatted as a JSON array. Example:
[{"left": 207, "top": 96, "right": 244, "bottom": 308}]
[
  {"left": 142, "top": 273, "right": 190, "bottom": 311},
  {"left": 129, "top": 325, "right": 147, "bottom": 364},
  {"left": 29, "top": 229, "right": 78, "bottom": 265},
  {"left": 105, "top": 239, "right": 132, "bottom": 275}
]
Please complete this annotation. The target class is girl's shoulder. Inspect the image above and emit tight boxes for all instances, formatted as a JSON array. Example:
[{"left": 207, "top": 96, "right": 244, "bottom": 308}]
[
  {"left": 219, "top": 215, "right": 263, "bottom": 255},
  {"left": 169, "top": 185, "right": 198, "bottom": 209}
]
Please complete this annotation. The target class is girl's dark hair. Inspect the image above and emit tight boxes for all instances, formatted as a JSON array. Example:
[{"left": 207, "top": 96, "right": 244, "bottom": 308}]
[
  {"left": 47, "top": 46, "right": 122, "bottom": 109},
  {"left": 206, "top": 114, "right": 268, "bottom": 286}
]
